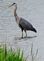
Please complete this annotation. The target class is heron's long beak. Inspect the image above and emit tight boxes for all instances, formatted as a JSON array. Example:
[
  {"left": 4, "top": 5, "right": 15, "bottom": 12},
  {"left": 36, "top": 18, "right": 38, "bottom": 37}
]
[{"left": 9, "top": 3, "right": 16, "bottom": 7}]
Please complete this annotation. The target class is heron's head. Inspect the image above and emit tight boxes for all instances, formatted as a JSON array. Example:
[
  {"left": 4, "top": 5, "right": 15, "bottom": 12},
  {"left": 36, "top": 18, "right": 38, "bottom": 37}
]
[
  {"left": 9, "top": 3, "right": 17, "bottom": 16},
  {"left": 9, "top": 3, "right": 17, "bottom": 10}
]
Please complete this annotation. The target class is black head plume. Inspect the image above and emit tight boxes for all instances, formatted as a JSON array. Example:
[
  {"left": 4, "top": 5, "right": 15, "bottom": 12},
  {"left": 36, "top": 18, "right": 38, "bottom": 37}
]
[
  {"left": 11, "top": 3, "right": 16, "bottom": 6},
  {"left": 9, "top": 3, "right": 16, "bottom": 7}
]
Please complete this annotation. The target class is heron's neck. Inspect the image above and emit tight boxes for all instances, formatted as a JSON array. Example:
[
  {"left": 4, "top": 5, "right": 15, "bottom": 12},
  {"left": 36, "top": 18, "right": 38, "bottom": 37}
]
[
  {"left": 15, "top": 13, "right": 20, "bottom": 24},
  {"left": 14, "top": 13, "right": 17, "bottom": 17},
  {"left": 10, "top": 6, "right": 15, "bottom": 16}
]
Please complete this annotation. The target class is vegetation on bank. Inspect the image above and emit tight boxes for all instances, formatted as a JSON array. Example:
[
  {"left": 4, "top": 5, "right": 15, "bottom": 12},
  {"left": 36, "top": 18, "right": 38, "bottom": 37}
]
[
  {"left": 0, "top": 44, "right": 25, "bottom": 61},
  {"left": 0, "top": 43, "right": 38, "bottom": 61}
]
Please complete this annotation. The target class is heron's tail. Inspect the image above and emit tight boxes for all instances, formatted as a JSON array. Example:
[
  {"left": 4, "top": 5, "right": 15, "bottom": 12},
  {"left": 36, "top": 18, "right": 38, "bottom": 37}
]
[{"left": 32, "top": 27, "right": 37, "bottom": 33}]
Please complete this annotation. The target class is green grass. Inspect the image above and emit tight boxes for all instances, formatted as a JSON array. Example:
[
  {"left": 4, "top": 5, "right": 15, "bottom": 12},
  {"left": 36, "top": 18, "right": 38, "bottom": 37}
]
[
  {"left": 0, "top": 43, "right": 38, "bottom": 61},
  {"left": 0, "top": 44, "right": 25, "bottom": 61}
]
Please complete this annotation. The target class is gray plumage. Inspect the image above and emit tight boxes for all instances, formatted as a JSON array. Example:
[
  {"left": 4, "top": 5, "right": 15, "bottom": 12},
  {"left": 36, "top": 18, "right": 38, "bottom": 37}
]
[
  {"left": 19, "top": 18, "right": 37, "bottom": 32},
  {"left": 9, "top": 3, "right": 37, "bottom": 38}
]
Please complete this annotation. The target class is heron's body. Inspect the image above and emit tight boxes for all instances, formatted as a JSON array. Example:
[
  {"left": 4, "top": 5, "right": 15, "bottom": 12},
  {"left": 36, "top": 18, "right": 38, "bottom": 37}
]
[
  {"left": 15, "top": 15, "right": 37, "bottom": 38},
  {"left": 9, "top": 3, "right": 37, "bottom": 38},
  {"left": 19, "top": 18, "right": 36, "bottom": 32}
]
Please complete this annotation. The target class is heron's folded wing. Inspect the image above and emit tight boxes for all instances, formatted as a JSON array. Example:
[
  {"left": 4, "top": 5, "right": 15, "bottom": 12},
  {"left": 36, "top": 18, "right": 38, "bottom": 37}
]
[{"left": 19, "top": 18, "right": 33, "bottom": 30}]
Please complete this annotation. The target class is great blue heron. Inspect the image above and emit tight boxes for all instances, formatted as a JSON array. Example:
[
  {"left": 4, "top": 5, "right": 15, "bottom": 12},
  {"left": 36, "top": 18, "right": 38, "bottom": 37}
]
[{"left": 9, "top": 3, "right": 37, "bottom": 38}]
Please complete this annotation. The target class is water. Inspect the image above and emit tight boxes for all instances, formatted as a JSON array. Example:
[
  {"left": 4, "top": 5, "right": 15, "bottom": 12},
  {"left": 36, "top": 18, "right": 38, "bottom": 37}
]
[{"left": 0, "top": 0, "right": 44, "bottom": 61}]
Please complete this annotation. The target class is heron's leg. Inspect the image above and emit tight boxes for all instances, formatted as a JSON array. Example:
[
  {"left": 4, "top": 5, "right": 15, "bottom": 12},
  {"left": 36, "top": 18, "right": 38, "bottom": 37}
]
[
  {"left": 21, "top": 29, "right": 23, "bottom": 38},
  {"left": 25, "top": 30, "right": 27, "bottom": 37}
]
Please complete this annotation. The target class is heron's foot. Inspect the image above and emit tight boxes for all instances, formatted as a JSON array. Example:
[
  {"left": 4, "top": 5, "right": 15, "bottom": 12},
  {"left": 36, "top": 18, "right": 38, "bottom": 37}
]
[
  {"left": 24, "top": 35, "right": 27, "bottom": 38},
  {"left": 21, "top": 36, "right": 23, "bottom": 39}
]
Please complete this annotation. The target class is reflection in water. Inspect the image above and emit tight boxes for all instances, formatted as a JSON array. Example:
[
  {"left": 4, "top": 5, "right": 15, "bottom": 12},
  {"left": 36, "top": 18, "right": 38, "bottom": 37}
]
[{"left": 14, "top": 36, "right": 37, "bottom": 41}]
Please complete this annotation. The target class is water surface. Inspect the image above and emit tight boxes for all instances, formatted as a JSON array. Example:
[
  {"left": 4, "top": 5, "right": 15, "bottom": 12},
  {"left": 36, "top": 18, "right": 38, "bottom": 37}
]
[{"left": 0, "top": 0, "right": 44, "bottom": 61}]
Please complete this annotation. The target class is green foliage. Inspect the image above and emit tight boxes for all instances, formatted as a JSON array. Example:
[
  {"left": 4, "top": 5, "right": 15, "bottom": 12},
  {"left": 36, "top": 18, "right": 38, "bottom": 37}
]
[
  {"left": 0, "top": 43, "right": 38, "bottom": 61},
  {"left": 0, "top": 47, "right": 5, "bottom": 61},
  {"left": 0, "top": 44, "right": 25, "bottom": 61}
]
